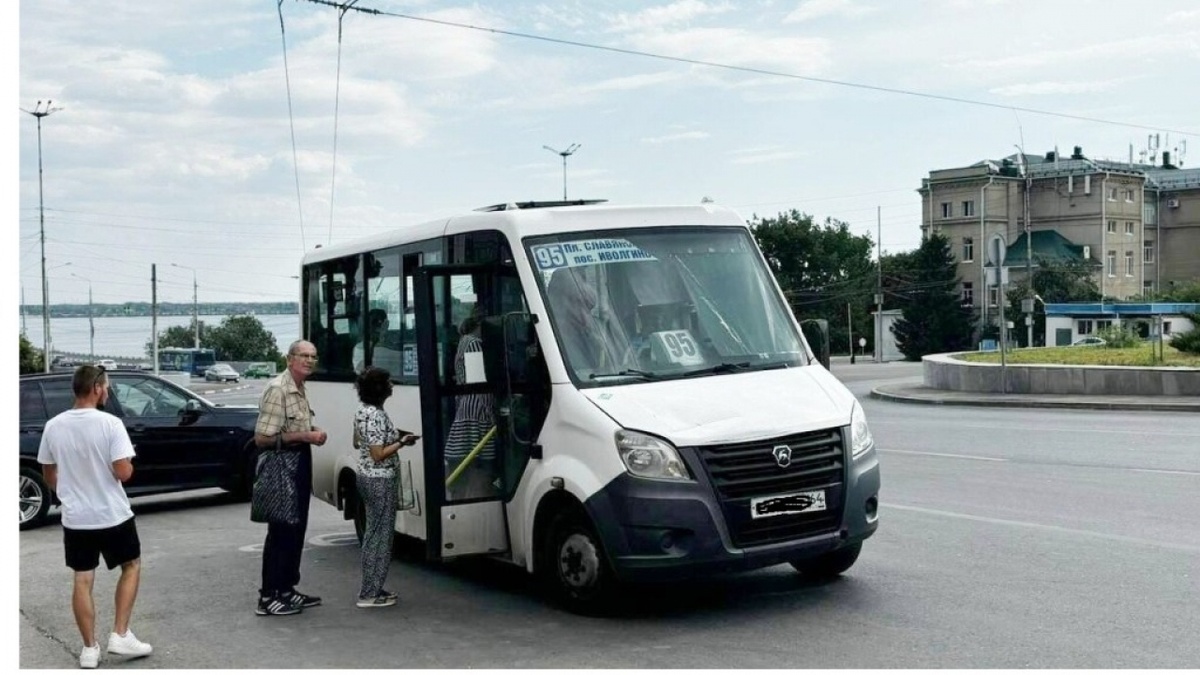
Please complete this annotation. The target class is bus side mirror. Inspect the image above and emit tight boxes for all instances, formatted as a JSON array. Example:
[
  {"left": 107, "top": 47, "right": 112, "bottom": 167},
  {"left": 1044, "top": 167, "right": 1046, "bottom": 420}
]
[{"left": 801, "top": 319, "right": 831, "bottom": 370}]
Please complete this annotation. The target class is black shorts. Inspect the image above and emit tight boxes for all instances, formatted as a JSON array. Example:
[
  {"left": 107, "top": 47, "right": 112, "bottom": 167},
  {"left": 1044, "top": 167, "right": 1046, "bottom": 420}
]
[{"left": 63, "top": 517, "right": 141, "bottom": 572}]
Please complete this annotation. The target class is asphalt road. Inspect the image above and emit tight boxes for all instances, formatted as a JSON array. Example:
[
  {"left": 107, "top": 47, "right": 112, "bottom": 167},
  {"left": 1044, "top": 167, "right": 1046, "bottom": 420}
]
[{"left": 17, "top": 361, "right": 1200, "bottom": 668}]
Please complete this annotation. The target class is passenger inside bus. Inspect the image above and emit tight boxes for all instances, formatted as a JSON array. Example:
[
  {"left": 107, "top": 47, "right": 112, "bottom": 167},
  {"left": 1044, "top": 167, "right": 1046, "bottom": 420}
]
[
  {"left": 544, "top": 266, "right": 639, "bottom": 378},
  {"left": 444, "top": 303, "right": 500, "bottom": 500},
  {"left": 353, "top": 309, "right": 403, "bottom": 374}
]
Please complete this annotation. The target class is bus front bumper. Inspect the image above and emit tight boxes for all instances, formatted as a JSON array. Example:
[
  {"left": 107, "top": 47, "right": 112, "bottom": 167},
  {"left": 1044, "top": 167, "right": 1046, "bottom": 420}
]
[{"left": 583, "top": 452, "right": 880, "bottom": 582}]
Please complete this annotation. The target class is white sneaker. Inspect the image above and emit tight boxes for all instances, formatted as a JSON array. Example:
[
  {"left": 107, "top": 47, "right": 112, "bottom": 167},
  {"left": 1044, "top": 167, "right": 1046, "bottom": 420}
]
[
  {"left": 79, "top": 643, "right": 100, "bottom": 669},
  {"left": 107, "top": 630, "right": 153, "bottom": 658}
]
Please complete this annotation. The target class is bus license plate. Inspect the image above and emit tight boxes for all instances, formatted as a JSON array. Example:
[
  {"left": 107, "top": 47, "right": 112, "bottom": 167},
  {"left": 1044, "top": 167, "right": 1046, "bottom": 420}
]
[{"left": 750, "top": 490, "right": 826, "bottom": 519}]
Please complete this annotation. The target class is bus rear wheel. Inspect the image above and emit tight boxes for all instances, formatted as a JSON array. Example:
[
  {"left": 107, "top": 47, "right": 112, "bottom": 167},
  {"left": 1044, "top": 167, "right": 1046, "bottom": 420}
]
[
  {"left": 789, "top": 542, "right": 862, "bottom": 580},
  {"left": 542, "top": 511, "right": 616, "bottom": 614}
]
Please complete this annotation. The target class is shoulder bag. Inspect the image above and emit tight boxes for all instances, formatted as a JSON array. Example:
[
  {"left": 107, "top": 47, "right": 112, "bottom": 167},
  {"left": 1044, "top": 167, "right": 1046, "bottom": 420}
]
[{"left": 250, "top": 434, "right": 302, "bottom": 525}]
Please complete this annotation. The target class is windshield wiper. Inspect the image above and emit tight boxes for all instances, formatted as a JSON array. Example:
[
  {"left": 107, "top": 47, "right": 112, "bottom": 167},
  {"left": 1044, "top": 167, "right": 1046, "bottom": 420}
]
[
  {"left": 589, "top": 369, "right": 658, "bottom": 381},
  {"left": 680, "top": 361, "right": 752, "bottom": 378}
]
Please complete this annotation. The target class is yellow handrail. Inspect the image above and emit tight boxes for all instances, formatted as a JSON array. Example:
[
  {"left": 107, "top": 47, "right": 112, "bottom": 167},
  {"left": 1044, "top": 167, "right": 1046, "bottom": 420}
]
[{"left": 444, "top": 426, "right": 497, "bottom": 487}]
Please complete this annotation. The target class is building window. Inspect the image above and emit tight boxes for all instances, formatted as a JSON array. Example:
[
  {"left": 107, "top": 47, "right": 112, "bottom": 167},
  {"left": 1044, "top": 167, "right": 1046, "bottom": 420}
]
[
  {"left": 962, "top": 237, "right": 974, "bottom": 262},
  {"left": 1068, "top": 175, "right": 1074, "bottom": 193},
  {"left": 1078, "top": 319, "right": 1093, "bottom": 335},
  {"left": 1107, "top": 220, "right": 1117, "bottom": 234},
  {"left": 940, "top": 202, "right": 951, "bottom": 218},
  {"left": 1124, "top": 250, "right": 1134, "bottom": 276},
  {"left": 1144, "top": 280, "right": 1155, "bottom": 296},
  {"left": 1144, "top": 241, "right": 1154, "bottom": 263},
  {"left": 962, "top": 200, "right": 976, "bottom": 217},
  {"left": 1106, "top": 250, "right": 1116, "bottom": 277},
  {"left": 987, "top": 286, "right": 999, "bottom": 307},
  {"left": 1125, "top": 221, "right": 1134, "bottom": 235},
  {"left": 1108, "top": 187, "right": 1118, "bottom": 201},
  {"left": 961, "top": 282, "right": 974, "bottom": 306},
  {"left": 1164, "top": 321, "right": 1172, "bottom": 334},
  {"left": 1124, "top": 189, "right": 1135, "bottom": 202},
  {"left": 1084, "top": 175, "right": 1092, "bottom": 194}
]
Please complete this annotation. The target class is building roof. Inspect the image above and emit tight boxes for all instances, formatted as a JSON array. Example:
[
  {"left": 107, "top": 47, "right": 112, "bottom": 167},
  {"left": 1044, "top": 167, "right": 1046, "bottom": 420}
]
[
  {"left": 1045, "top": 302, "right": 1200, "bottom": 317},
  {"left": 1000, "top": 230, "right": 1098, "bottom": 268}
]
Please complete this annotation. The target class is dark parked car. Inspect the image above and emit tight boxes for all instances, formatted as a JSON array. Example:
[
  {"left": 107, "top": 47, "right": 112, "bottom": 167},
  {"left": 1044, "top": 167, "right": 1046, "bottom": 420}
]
[{"left": 19, "top": 371, "right": 261, "bottom": 530}]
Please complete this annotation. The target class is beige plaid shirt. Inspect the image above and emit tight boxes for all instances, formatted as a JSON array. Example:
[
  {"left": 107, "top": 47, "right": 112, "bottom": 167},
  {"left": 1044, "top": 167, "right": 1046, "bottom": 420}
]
[{"left": 255, "top": 371, "right": 315, "bottom": 438}]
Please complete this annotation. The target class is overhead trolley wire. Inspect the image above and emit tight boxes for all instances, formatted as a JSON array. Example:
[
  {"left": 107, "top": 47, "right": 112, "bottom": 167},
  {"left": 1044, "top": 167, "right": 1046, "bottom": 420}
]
[
  {"left": 294, "top": 0, "right": 1195, "bottom": 138},
  {"left": 277, "top": 0, "right": 308, "bottom": 251}
]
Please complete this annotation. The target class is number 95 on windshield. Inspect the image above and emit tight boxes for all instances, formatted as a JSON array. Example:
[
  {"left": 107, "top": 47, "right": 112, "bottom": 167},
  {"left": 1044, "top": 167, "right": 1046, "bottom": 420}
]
[{"left": 649, "top": 330, "right": 705, "bottom": 367}]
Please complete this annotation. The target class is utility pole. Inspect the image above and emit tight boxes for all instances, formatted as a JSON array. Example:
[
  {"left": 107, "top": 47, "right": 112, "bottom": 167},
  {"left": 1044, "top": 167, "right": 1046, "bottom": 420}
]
[
  {"left": 875, "top": 205, "right": 884, "bottom": 363},
  {"left": 1019, "top": 146, "right": 1034, "bottom": 347},
  {"left": 847, "top": 302, "right": 855, "bottom": 365},
  {"left": 152, "top": 264, "right": 159, "bottom": 376},
  {"left": 21, "top": 284, "right": 27, "bottom": 337},
  {"left": 543, "top": 143, "right": 581, "bottom": 200},
  {"left": 72, "top": 273, "right": 95, "bottom": 358},
  {"left": 23, "top": 100, "right": 62, "bottom": 372},
  {"left": 173, "top": 263, "right": 199, "bottom": 348}
]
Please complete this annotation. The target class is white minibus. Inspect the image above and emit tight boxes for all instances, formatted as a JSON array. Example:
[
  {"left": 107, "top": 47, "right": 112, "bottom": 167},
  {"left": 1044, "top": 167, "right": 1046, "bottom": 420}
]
[{"left": 300, "top": 200, "right": 879, "bottom": 612}]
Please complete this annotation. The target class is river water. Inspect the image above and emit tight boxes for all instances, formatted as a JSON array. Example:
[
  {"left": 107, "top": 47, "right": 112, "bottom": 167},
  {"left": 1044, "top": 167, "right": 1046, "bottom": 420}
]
[{"left": 20, "top": 314, "right": 301, "bottom": 360}]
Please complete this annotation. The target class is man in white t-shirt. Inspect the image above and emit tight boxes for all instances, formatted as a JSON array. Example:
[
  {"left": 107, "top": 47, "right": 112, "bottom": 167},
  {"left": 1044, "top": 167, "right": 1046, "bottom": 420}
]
[{"left": 37, "top": 365, "right": 153, "bottom": 669}]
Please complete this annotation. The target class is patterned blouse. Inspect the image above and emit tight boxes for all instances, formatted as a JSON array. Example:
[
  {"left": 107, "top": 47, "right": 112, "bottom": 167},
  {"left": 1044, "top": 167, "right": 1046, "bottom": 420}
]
[{"left": 353, "top": 404, "right": 400, "bottom": 478}]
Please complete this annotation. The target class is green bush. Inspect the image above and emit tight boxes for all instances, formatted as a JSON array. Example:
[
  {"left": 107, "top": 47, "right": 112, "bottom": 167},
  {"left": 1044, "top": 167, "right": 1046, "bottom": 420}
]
[
  {"left": 1096, "top": 324, "right": 1141, "bottom": 348},
  {"left": 1169, "top": 329, "right": 1200, "bottom": 355}
]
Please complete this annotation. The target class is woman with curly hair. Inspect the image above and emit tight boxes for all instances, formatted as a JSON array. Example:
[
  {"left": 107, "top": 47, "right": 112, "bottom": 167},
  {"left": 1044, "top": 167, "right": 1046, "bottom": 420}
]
[{"left": 352, "top": 367, "right": 417, "bottom": 608}]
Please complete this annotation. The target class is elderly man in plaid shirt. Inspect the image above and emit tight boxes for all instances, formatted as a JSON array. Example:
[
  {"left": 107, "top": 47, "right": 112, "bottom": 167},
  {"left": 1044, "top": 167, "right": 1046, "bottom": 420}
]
[{"left": 252, "top": 340, "right": 329, "bottom": 616}]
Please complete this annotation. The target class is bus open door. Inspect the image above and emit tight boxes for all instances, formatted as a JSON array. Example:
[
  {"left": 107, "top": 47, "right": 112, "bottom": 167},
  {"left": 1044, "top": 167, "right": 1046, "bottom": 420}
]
[{"left": 413, "top": 264, "right": 545, "bottom": 562}]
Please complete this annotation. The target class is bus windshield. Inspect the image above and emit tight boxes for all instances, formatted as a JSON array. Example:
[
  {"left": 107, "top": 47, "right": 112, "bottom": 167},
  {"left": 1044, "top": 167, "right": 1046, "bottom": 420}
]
[{"left": 527, "top": 227, "right": 810, "bottom": 385}]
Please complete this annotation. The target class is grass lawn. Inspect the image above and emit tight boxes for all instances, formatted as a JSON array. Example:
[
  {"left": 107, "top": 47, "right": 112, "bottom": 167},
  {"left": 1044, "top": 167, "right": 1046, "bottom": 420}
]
[{"left": 956, "top": 343, "right": 1200, "bottom": 368}]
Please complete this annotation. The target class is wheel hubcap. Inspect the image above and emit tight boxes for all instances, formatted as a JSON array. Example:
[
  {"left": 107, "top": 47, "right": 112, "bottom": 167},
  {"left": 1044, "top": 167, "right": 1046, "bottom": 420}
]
[
  {"left": 558, "top": 532, "right": 600, "bottom": 590},
  {"left": 19, "top": 476, "right": 43, "bottom": 524}
]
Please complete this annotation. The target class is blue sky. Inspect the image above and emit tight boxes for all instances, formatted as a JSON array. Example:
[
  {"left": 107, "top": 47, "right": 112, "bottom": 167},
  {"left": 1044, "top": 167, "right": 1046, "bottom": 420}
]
[{"left": 15, "top": 0, "right": 1200, "bottom": 308}]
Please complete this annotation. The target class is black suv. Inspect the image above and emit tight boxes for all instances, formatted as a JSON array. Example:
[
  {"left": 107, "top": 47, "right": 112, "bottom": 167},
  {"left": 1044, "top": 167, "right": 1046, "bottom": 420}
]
[{"left": 19, "top": 370, "right": 260, "bottom": 529}]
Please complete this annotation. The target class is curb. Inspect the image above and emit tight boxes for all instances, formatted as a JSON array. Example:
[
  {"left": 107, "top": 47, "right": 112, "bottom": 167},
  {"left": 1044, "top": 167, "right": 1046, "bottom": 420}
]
[{"left": 870, "top": 387, "right": 1200, "bottom": 413}]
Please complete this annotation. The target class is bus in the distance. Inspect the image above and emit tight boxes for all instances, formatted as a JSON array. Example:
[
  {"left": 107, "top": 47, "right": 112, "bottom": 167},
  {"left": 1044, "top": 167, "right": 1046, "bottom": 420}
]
[
  {"left": 158, "top": 347, "right": 217, "bottom": 378},
  {"left": 300, "top": 200, "right": 880, "bottom": 613}
]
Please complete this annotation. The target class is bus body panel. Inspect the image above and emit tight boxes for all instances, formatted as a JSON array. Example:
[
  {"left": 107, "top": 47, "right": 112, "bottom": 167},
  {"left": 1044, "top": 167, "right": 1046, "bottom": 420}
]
[{"left": 300, "top": 202, "right": 880, "bottom": 593}]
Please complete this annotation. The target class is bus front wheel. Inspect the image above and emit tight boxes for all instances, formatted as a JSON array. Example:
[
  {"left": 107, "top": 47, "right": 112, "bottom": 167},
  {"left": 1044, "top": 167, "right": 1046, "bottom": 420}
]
[
  {"left": 789, "top": 542, "right": 862, "bottom": 580},
  {"left": 542, "top": 511, "right": 615, "bottom": 614}
]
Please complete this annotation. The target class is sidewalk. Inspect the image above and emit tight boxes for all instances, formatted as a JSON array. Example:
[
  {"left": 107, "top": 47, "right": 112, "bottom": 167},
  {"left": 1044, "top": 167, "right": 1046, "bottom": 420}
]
[{"left": 871, "top": 382, "right": 1200, "bottom": 412}]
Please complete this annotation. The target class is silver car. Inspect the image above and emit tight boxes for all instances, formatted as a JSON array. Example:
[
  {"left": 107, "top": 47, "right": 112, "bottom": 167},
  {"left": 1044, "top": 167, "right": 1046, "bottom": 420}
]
[{"left": 204, "top": 363, "right": 241, "bottom": 382}]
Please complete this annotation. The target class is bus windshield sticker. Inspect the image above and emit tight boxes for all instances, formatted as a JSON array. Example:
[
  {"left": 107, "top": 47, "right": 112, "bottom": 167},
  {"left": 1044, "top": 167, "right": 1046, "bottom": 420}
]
[{"left": 531, "top": 239, "right": 658, "bottom": 271}]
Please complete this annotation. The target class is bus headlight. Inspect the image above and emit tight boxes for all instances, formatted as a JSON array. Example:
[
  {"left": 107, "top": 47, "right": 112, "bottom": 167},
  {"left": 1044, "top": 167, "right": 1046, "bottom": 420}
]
[
  {"left": 615, "top": 430, "right": 691, "bottom": 481},
  {"left": 850, "top": 401, "right": 875, "bottom": 459}
]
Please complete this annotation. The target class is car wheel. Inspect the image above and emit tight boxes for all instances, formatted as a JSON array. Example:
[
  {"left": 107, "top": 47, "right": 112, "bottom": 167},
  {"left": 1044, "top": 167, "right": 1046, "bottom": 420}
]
[
  {"left": 20, "top": 466, "right": 52, "bottom": 530},
  {"left": 789, "top": 543, "right": 862, "bottom": 580},
  {"left": 541, "top": 510, "right": 617, "bottom": 614}
]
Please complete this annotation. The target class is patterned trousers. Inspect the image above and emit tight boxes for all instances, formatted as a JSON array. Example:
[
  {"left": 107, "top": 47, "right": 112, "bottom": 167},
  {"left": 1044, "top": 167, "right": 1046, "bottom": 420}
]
[{"left": 357, "top": 473, "right": 397, "bottom": 600}]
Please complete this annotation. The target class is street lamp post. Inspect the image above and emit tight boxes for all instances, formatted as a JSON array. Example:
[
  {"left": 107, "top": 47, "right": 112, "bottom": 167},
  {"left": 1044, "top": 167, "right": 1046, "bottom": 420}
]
[
  {"left": 543, "top": 143, "right": 581, "bottom": 200},
  {"left": 71, "top": 272, "right": 95, "bottom": 359},
  {"left": 171, "top": 263, "right": 199, "bottom": 349},
  {"left": 23, "top": 100, "right": 63, "bottom": 372}
]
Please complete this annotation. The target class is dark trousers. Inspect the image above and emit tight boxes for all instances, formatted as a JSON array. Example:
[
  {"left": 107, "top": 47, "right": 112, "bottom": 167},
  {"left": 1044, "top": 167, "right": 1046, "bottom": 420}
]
[{"left": 260, "top": 445, "right": 312, "bottom": 598}]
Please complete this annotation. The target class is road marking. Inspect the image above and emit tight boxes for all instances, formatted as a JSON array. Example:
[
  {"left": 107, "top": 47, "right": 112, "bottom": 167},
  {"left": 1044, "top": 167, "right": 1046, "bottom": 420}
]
[
  {"left": 879, "top": 448, "right": 1007, "bottom": 462},
  {"left": 885, "top": 503, "right": 1200, "bottom": 554}
]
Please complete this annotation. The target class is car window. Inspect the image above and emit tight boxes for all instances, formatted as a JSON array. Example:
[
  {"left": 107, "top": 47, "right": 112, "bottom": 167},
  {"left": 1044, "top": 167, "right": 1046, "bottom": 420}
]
[
  {"left": 42, "top": 380, "right": 76, "bottom": 418},
  {"left": 112, "top": 378, "right": 192, "bottom": 418},
  {"left": 20, "top": 382, "right": 46, "bottom": 422}
]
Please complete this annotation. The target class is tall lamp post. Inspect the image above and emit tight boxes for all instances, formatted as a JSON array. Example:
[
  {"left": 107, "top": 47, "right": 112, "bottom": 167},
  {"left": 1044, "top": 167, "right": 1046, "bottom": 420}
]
[
  {"left": 71, "top": 272, "right": 96, "bottom": 359},
  {"left": 43, "top": 261, "right": 72, "bottom": 366},
  {"left": 22, "top": 100, "right": 63, "bottom": 372},
  {"left": 171, "top": 263, "right": 199, "bottom": 349},
  {"left": 543, "top": 143, "right": 581, "bottom": 200}
]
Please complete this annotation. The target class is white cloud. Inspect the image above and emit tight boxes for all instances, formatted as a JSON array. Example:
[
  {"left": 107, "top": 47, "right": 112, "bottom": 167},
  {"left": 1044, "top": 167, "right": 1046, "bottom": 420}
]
[
  {"left": 642, "top": 130, "right": 710, "bottom": 144},
  {"left": 729, "top": 146, "right": 805, "bottom": 164},
  {"left": 607, "top": 1, "right": 734, "bottom": 32},
  {"left": 624, "top": 27, "right": 832, "bottom": 76},
  {"left": 783, "top": 0, "right": 874, "bottom": 23},
  {"left": 990, "top": 79, "right": 1129, "bottom": 97}
]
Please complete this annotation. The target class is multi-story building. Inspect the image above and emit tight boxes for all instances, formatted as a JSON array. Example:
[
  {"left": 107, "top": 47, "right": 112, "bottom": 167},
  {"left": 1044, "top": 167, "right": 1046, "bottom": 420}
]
[{"left": 917, "top": 146, "right": 1200, "bottom": 333}]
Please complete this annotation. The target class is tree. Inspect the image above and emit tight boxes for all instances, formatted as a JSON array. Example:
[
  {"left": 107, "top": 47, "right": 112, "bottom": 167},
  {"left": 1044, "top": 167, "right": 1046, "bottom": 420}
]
[
  {"left": 144, "top": 322, "right": 209, "bottom": 357},
  {"left": 205, "top": 315, "right": 284, "bottom": 362},
  {"left": 1005, "top": 258, "right": 1102, "bottom": 347},
  {"left": 20, "top": 334, "right": 44, "bottom": 374},
  {"left": 891, "top": 233, "right": 976, "bottom": 360},
  {"left": 751, "top": 210, "right": 876, "bottom": 354}
]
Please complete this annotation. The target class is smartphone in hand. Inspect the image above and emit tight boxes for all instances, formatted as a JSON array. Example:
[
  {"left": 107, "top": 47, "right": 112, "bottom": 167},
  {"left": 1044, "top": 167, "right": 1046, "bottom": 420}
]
[{"left": 402, "top": 434, "right": 421, "bottom": 446}]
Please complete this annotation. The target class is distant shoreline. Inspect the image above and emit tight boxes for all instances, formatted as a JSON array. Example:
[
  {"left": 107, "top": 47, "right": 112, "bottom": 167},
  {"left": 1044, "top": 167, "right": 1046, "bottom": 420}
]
[{"left": 17, "top": 302, "right": 298, "bottom": 319}]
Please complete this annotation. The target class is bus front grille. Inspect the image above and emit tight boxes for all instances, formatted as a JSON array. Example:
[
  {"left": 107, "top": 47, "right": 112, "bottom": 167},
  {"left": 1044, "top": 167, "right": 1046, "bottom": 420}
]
[{"left": 696, "top": 427, "right": 846, "bottom": 548}]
